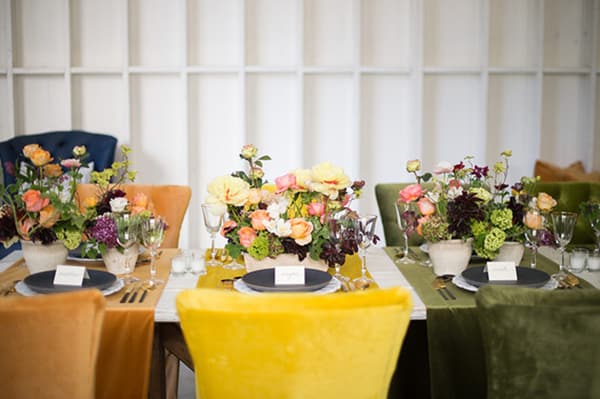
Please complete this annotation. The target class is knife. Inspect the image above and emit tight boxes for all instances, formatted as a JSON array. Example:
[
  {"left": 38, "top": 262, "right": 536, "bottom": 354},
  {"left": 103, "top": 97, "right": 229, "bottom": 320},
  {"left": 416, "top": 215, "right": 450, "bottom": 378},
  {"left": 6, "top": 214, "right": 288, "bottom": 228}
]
[
  {"left": 139, "top": 288, "right": 148, "bottom": 303},
  {"left": 128, "top": 283, "right": 141, "bottom": 303},
  {"left": 120, "top": 283, "right": 135, "bottom": 303}
]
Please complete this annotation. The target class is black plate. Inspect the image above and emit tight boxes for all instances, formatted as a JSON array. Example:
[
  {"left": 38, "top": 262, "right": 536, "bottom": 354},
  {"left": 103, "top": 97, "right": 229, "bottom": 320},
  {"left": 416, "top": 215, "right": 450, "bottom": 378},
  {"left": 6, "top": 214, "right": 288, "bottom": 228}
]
[
  {"left": 242, "top": 268, "right": 332, "bottom": 292},
  {"left": 462, "top": 266, "right": 550, "bottom": 288},
  {"left": 24, "top": 269, "right": 117, "bottom": 294}
]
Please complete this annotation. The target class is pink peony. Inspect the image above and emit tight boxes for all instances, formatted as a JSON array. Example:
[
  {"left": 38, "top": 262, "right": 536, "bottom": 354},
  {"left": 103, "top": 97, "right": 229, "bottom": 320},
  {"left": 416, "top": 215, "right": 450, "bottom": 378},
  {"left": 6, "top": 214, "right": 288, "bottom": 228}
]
[
  {"left": 398, "top": 184, "right": 423, "bottom": 203},
  {"left": 275, "top": 173, "right": 297, "bottom": 193}
]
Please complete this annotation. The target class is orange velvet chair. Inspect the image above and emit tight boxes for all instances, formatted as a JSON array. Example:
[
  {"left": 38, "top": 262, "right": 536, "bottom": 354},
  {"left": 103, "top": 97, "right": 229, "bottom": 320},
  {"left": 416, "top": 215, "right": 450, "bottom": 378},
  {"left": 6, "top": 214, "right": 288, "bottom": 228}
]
[
  {"left": 0, "top": 290, "right": 106, "bottom": 399},
  {"left": 77, "top": 184, "right": 192, "bottom": 248},
  {"left": 176, "top": 287, "right": 413, "bottom": 399}
]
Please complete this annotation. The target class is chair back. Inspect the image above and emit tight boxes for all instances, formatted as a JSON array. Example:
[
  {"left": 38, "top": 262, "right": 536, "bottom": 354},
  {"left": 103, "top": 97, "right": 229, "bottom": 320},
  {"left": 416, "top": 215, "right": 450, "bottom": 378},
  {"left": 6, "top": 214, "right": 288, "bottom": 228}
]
[
  {"left": 176, "top": 287, "right": 413, "bottom": 399},
  {"left": 0, "top": 130, "right": 118, "bottom": 186},
  {"left": 77, "top": 184, "right": 192, "bottom": 248},
  {"left": 0, "top": 289, "right": 106, "bottom": 399},
  {"left": 475, "top": 285, "right": 600, "bottom": 399}
]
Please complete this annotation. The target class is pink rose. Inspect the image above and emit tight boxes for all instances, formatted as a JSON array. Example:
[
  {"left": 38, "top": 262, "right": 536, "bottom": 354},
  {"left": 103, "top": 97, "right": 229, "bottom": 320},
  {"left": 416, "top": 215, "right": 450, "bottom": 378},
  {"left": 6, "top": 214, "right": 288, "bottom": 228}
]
[
  {"left": 307, "top": 202, "right": 326, "bottom": 217},
  {"left": 398, "top": 184, "right": 423, "bottom": 203},
  {"left": 60, "top": 158, "right": 81, "bottom": 169},
  {"left": 275, "top": 173, "right": 297, "bottom": 193},
  {"left": 22, "top": 189, "right": 49, "bottom": 212},
  {"left": 238, "top": 226, "right": 257, "bottom": 248},
  {"left": 250, "top": 210, "right": 271, "bottom": 231},
  {"left": 434, "top": 161, "right": 453, "bottom": 175},
  {"left": 417, "top": 197, "right": 435, "bottom": 216}
]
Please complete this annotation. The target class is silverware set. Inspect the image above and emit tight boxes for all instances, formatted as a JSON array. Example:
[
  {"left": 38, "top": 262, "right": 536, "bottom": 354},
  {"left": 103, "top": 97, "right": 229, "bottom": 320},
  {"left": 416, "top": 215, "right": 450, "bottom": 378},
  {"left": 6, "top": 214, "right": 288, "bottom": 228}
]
[
  {"left": 119, "top": 282, "right": 151, "bottom": 303},
  {"left": 558, "top": 274, "right": 583, "bottom": 289},
  {"left": 432, "top": 276, "right": 456, "bottom": 301}
]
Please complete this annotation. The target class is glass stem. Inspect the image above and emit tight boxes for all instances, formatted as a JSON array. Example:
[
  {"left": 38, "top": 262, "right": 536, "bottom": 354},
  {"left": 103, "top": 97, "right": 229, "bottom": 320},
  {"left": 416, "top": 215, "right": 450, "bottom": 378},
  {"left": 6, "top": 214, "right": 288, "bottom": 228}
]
[
  {"left": 403, "top": 232, "right": 409, "bottom": 257},
  {"left": 210, "top": 235, "right": 216, "bottom": 260},
  {"left": 560, "top": 248, "right": 566, "bottom": 273},
  {"left": 335, "top": 264, "right": 341, "bottom": 276},
  {"left": 150, "top": 248, "right": 156, "bottom": 279},
  {"left": 531, "top": 247, "right": 537, "bottom": 269}
]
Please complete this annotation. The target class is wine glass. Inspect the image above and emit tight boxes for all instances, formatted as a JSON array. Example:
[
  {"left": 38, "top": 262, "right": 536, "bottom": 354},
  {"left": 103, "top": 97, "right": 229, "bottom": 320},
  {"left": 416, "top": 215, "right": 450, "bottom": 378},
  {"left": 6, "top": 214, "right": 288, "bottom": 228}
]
[
  {"left": 115, "top": 214, "right": 139, "bottom": 283},
  {"left": 352, "top": 214, "right": 377, "bottom": 288},
  {"left": 587, "top": 204, "right": 600, "bottom": 254},
  {"left": 328, "top": 214, "right": 354, "bottom": 283},
  {"left": 550, "top": 211, "right": 578, "bottom": 281},
  {"left": 201, "top": 204, "right": 224, "bottom": 267},
  {"left": 141, "top": 216, "right": 166, "bottom": 286},
  {"left": 395, "top": 202, "right": 419, "bottom": 264},
  {"left": 524, "top": 228, "right": 543, "bottom": 269}
]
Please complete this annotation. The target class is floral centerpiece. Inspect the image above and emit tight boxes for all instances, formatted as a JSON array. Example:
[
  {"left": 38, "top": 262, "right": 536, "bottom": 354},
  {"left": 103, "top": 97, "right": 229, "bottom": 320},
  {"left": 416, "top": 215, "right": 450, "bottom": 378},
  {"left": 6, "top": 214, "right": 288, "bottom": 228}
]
[
  {"left": 399, "top": 150, "right": 556, "bottom": 260},
  {"left": 0, "top": 144, "right": 89, "bottom": 250},
  {"left": 205, "top": 145, "right": 366, "bottom": 268}
]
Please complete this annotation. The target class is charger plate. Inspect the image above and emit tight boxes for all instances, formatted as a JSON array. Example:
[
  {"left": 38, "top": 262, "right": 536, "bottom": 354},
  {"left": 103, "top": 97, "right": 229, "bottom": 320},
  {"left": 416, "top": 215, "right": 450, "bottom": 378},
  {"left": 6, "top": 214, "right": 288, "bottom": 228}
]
[
  {"left": 462, "top": 266, "right": 551, "bottom": 288},
  {"left": 241, "top": 268, "right": 334, "bottom": 292},
  {"left": 23, "top": 269, "right": 117, "bottom": 294}
]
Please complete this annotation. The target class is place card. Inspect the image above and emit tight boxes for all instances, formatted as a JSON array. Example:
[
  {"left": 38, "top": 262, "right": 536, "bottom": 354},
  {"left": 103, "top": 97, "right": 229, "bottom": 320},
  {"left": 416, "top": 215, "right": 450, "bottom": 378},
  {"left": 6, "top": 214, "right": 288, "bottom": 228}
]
[
  {"left": 486, "top": 261, "right": 517, "bottom": 281},
  {"left": 53, "top": 265, "right": 86, "bottom": 286},
  {"left": 274, "top": 266, "right": 305, "bottom": 285}
]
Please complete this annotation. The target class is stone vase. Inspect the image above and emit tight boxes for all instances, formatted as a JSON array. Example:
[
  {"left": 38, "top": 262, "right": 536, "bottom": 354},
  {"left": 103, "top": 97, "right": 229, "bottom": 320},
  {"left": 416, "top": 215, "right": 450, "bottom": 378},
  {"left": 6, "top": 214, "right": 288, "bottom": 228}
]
[
  {"left": 243, "top": 253, "right": 329, "bottom": 272},
  {"left": 102, "top": 244, "right": 140, "bottom": 275},
  {"left": 428, "top": 239, "right": 473, "bottom": 276},
  {"left": 20, "top": 239, "right": 68, "bottom": 274},
  {"left": 495, "top": 241, "right": 525, "bottom": 265}
]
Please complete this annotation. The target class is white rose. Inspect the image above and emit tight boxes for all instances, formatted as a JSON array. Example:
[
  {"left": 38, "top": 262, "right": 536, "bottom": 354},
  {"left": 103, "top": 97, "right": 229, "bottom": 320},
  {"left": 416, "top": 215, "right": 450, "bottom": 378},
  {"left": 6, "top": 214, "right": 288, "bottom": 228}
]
[
  {"left": 267, "top": 197, "right": 289, "bottom": 219},
  {"left": 264, "top": 218, "right": 292, "bottom": 237},
  {"left": 205, "top": 194, "right": 227, "bottom": 216},
  {"left": 446, "top": 186, "right": 464, "bottom": 200},
  {"left": 110, "top": 197, "right": 129, "bottom": 213}
]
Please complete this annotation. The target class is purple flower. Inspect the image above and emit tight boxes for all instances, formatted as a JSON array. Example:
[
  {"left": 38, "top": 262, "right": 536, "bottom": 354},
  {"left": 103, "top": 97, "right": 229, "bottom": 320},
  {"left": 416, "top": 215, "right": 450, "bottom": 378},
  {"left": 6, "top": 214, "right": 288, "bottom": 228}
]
[
  {"left": 90, "top": 215, "right": 118, "bottom": 248},
  {"left": 472, "top": 165, "right": 489, "bottom": 179}
]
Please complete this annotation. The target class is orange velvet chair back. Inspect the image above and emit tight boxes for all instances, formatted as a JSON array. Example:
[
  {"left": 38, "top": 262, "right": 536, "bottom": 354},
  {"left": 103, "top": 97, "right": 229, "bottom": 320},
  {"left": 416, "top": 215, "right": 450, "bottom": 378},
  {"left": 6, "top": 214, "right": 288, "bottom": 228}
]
[
  {"left": 0, "top": 290, "right": 106, "bottom": 399},
  {"left": 176, "top": 287, "right": 413, "bottom": 399},
  {"left": 77, "top": 184, "right": 192, "bottom": 248}
]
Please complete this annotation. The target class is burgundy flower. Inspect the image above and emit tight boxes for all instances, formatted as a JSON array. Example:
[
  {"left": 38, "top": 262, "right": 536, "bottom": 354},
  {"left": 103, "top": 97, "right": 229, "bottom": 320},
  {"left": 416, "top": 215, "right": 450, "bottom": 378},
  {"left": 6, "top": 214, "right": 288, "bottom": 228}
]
[
  {"left": 472, "top": 165, "right": 489, "bottom": 179},
  {"left": 89, "top": 215, "right": 118, "bottom": 248},
  {"left": 3, "top": 161, "right": 14, "bottom": 177},
  {"left": 453, "top": 162, "right": 465, "bottom": 173}
]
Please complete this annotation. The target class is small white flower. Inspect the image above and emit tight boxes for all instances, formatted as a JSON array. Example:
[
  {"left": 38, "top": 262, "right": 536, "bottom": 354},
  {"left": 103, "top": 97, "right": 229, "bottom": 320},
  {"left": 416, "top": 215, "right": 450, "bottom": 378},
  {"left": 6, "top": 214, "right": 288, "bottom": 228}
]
[
  {"left": 447, "top": 186, "right": 464, "bottom": 200},
  {"left": 110, "top": 197, "right": 129, "bottom": 213},
  {"left": 264, "top": 218, "right": 292, "bottom": 237},
  {"left": 267, "top": 197, "right": 289, "bottom": 219},
  {"left": 433, "top": 161, "right": 453, "bottom": 175},
  {"left": 425, "top": 191, "right": 440, "bottom": 203}
]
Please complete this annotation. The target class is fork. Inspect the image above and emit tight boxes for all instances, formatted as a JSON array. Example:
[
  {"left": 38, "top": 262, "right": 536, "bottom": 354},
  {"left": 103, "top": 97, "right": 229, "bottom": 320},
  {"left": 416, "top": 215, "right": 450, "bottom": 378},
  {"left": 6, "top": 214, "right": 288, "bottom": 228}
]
[
  {"left": 436, "top": 277, "right": 456, "bottom": 300},
  {"left": 432, "top": 279, "right": 449, "bottom": 300}
]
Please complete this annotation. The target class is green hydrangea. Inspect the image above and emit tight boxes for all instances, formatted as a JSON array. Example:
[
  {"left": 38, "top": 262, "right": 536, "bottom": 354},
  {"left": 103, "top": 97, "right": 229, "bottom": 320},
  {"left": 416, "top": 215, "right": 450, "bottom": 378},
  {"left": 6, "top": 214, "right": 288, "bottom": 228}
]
[
  {"left": 490, "top": 208, "right": 513, "bottom": 230},
  {"left": 57, "top": 228, "right": 82, "bottom": 250},
  {"left": 484, "top": 227, "right": 506, "bottom": 252},
  {"left": 470, "top": 220, "right": 488, "bottom": 237},
  {"left": 422, "top": 215, "right": 452, "bottom": 242},
  {"left": 247, "top": 234, "right": 269, "bottom": 260},
  {"left": 469, "top": 187, "right": 492, "bottom": 203}
]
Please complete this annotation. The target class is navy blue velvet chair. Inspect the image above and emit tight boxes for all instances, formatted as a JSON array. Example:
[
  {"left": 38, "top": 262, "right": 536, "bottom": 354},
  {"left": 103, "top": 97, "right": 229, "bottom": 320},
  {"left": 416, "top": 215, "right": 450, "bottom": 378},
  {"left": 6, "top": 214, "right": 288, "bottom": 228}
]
[{"left": 0, "top": 130, "right": 118, "bottom": 258}]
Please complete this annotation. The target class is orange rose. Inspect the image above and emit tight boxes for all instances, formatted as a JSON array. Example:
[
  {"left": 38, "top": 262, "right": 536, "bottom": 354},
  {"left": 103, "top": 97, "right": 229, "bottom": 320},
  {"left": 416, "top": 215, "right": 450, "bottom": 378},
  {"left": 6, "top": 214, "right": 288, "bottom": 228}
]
[
  {"left": 39, "top": 205, "right": 60, "bottom": 228},
  {"left": 22, "top": 189, "right": 49, "bottom": 212},
  {"left": 524, "top": 211, "right": 543, "bottom": 230},
  {"left": 29, "top": 148, "right": 53, "bottom": 166},
  {"left": 43, "top": 163, "right": 63, "bottom": 177},
  {"left": 250, "top": 210, "right": 270, "bottom": 231},
  {"left": 83, "top": 196, "right": 97, "bottom": 209},
  {"left": 238, "top": 227, "right": 257, "bottom": 248},
  {"left": 289, "top": 218, "right": 314, "bottom": 245},
  {"left": 537, "top": 192, "right": 557, "bottom": 212},
  {"left": 22, "top": 144, "right": 40, "bottom": 158},
  {"left": 131, "top": 192, "right": 153, "bottom": 215}
]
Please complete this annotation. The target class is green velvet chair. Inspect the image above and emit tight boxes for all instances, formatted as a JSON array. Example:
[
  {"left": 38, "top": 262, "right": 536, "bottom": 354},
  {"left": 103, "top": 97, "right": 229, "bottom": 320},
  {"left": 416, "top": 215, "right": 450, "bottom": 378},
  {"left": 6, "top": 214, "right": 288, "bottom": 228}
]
[
  {"left": 375, "top": 182, "right": 600, "bottom": 246},
  {"left": 475, "top": 285, "right": 600, "bottom": 399}
]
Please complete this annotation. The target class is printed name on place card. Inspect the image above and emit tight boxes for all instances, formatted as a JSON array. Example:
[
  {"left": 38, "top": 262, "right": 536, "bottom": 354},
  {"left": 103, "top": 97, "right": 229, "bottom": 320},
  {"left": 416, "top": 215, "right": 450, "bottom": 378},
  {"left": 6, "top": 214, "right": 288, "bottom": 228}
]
[
  {"left": 274, "top": 266, "right": 305, "bottom": 285},
  {"left": 487, "top": 261, "right": 517, "bottom": 281},
  {"left": 53, "top": 265, "right": 86, "bottom": 286}
]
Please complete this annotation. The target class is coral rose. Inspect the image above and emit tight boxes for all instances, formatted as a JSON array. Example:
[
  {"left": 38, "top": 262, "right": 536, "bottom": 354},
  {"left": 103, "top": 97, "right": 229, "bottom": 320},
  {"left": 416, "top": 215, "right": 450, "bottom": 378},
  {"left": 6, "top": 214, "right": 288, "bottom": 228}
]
[
  {"left": 398, "top": 184, "right": 423, "bottom": 203},
  {"left": 39, "top": 205, "right": 60, "bottom": 228},
  {"left": 275, "top": 173, "right": 297, "bottom": 193},
  {"left": 250, "top": 209, "right": 271, "bottom": 231},
  {"left": 289, "top": 218, "right": 313, "bottom": 245},
  {"left": 43, "top": 164, "right": 63, "bottom": 177},
  {"left": 310, "top": 162, "right": 351, "bottom": 199},
  {"left": 417, "top": 197, "right": 435, "bottom": 216},
  {"left": 29, "top": 148, "right": 53, "bottom": 166},
  {"left": 208, "top": 175, "right": 250, "bottom": 207},
  {"left": 238, "top": 226, "right": 257, "bottom": 248},
  {"left": 537, "top": 192, "right": 557, "bottom": 212},
  {"left": 524, "top": 211, "right": 543, "bottom": 230},
  {"left": 22, "top": 189, "right": 49, "bottom": 212},
  {"left": 18, "top": 217, "right": 36, "bottom": 237}
]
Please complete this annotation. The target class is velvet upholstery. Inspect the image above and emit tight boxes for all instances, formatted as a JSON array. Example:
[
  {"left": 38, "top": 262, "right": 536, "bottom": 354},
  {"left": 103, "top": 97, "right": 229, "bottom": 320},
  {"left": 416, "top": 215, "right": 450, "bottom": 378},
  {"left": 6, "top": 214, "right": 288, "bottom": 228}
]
[
  {"left": 77, "top": 184, "right": 192, "bottom": 248},
  {"left": 0, "top": 289, "right": 106, "bottom": 399},
  {"left": 376, "top": 182, "right": 600, "bottom": 246},
  {"left": 475, "top": 285, "right": 600, "bottom": 399},
  {"left": 176, "top": 287, "right": 413, "bottom": 399}
]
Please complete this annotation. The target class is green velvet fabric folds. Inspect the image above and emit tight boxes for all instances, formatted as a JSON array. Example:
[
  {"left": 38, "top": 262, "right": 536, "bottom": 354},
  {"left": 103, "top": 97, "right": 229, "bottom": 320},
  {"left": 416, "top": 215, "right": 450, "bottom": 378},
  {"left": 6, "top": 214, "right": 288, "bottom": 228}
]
[{"left": 475, "top": 285, "right": 600, "bottom": 399}]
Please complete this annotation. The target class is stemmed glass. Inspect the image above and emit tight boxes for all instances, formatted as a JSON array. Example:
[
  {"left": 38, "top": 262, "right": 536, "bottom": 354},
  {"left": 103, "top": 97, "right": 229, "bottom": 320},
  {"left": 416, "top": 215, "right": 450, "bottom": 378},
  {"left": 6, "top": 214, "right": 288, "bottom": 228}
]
[
  {"left": 201, "top": 204, "right": 223, "bottom": 267},
  {"left": 587, "top": 204, "right": 600, "bottom": 254},
  {"left": 328, "top": 214, "right": 354, "bottom": 283},
  {"left": 550, "top": 211, "right": 578, "bottom": 281},
  {"left": 116, "top": 214, "right": 139, "bottom": 283},
  {"left": 395, "top": 202, "right": 419, "bottom": 264},
  {"left": 353, "top": 214, "right": 377, "bottom": 288},
  {"left": 141, "top": 216, "right": 166, "bottom": 286},
  {"left": 524, "top": 227, "right": 543, "bottom": 269}
]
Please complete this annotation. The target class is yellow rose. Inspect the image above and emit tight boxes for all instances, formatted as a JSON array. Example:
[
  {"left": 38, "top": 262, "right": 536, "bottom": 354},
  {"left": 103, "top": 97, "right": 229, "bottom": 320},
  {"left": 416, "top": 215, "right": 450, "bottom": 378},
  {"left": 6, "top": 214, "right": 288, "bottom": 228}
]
[
  {"left": 207, "top": 175, "right": 250, "bottom": 207},
  {"left": 310, "top": 162, "right": 351, "bottom": 199},
  {"left": 537, "top": 192, "right": 557, "bottom": 212},
  {"left": 406, "top": 159, "right": 421, "bottom": 173},
  {"left": 29, "top": 148, "right": 53, "bottom": 166},
  {"left": 43, "top": 163, "right": 63, "bottom": 177},
  {"left": 22, "top": 144, "right": 40, "bottom": 158},
  {"left": 247, "top": 188, "right": 262, "bottom": 205},
  {"left": 292, "top": 168, "right": 311, "bottom": 191},
  {"left": 289, "top": 218, "right": 314, "bottom": 246}
]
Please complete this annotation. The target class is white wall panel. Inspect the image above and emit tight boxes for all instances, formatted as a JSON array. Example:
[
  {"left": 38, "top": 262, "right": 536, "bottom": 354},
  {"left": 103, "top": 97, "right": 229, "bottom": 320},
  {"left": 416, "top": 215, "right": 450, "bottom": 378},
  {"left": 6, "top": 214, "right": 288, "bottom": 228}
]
[
  {"left": 541, "top": 75, "right": 590, "bottom": 166},
  {"left": 544, "top": 0, "right": 592, "bottom": 68},
  {"left": 0, "top": 77, "right": 9, "bottom": 138},
  {"left": 72, "top": 75, "right": 126, "bottom": 140},
  {"left": 246, "top": 0, "right": 296, "bottom": 66},
  {"left": 0, "top": 0, "right": 9, "bottom": 68},
  {"left": 71, "top": 0, "right": 123, "bottom": 68},
  {"left": 129, "top": 0, "right": 182, "bottom": 66},
  {"left": 361, "top": 0, "right": 411, "bottom": 67},
  {"left": 14, "top": 76, "right": 69, "bottom": 134},
  {"left": 187, "top": 0, "right": 240, "bottom": 66},
  {"left": 304, "top": 0, "right": 353, "bottom": 66},
  {"left": 423, "top": 76, "right": 483, "bottom": 168},
  {"left": 13, "top": 0, "right": 66, "bottom": 67},
  {"left": 130, "top": 75, "right": 185, "bottom": 183}
]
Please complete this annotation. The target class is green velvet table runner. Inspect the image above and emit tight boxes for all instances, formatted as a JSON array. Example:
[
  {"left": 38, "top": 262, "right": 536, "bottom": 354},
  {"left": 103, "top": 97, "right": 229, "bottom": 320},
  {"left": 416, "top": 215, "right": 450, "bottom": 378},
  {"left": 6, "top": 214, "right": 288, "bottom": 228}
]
[{"left": 383, "top": 246, "right": 595, "bottom": 399}]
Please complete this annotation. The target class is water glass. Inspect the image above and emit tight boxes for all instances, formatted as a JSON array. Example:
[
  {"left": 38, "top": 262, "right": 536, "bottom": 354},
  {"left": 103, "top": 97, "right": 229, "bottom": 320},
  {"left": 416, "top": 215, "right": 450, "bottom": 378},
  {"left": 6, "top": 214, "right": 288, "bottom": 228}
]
[
  {"left": 568, "top": 248, "right": 588, "bottom": 273},
  {"left": 588, "top": 252, "right": 600, "bottom": 271},
  {"left": 171, "top": 255, "right": 187, "bottom": 276}
]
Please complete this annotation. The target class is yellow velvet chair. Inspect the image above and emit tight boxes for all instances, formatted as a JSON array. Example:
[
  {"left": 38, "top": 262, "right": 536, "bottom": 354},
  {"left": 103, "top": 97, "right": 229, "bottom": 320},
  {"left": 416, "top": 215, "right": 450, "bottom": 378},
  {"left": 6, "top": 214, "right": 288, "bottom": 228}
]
[
  {"left": 176, "top": 287, "right": 413, "bottom": 399},
  {"left": 0, "top": 289, "right": 106, "bottom": 399},
  {"left": 77, "top": 184, "right": 192, "bottom": 248}
]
